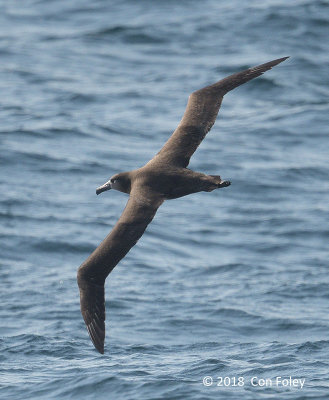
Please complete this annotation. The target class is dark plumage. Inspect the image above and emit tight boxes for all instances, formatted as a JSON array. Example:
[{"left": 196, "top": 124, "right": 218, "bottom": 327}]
[{"left": 77, "top": 57, "right": 288, "bottom": 353}]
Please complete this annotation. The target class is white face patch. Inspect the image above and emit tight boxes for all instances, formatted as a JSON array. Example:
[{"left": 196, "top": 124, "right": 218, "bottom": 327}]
[{"left": 110, "top": 180, "right": 121, "bottom": 191}]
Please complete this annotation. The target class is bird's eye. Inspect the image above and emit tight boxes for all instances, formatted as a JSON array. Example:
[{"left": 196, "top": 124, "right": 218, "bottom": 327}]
[{"left": 110, "top": 178, "right": 116, "bottom": 184}]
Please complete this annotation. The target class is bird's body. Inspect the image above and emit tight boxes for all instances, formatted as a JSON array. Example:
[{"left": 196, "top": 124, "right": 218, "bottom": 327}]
[{"left": 77, "top": 57, "right": 288, "bottom": 353}]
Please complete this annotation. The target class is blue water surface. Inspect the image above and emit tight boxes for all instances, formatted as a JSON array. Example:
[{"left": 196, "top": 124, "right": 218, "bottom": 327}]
[{"left": 1, "top": 0, "right": 329, "bottom": 399}]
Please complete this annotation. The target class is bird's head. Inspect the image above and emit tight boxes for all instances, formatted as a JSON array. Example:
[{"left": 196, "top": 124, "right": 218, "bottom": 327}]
[{"left": 96, "top": 172, "right": 131, "bottom": 195}]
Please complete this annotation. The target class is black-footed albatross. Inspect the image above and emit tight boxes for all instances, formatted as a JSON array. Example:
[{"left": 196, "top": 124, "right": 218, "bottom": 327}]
[{"left": 77, "top": 56, "right": 288, "bottom": 353}]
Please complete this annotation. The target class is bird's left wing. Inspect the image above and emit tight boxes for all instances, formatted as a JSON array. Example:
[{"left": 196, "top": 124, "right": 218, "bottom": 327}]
[{"left": 77, "top": 191, "right": 163, "bottom": 353}]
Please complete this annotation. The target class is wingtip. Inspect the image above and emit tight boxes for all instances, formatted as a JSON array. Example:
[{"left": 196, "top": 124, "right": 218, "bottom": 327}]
[
  {"left": 95, "top": 341, "right": 105, "bottom": 354},
  {"left": 244, "top": 56, "right": 289, "bottom": 79},
  {"left": 274, "top": 56, "right": 290, "bottom": 63},
  {"left": 266, "top": 56, "right": 290, "bottom": 68},
  {"left": 254, "top": 56, "right": 289, "bottom": 72},
  {"left": 78, "top": 272, "right": 106, "bottom": 355},
  {"left": 86, "top": 322, "right": 105, "bottom": 354}
]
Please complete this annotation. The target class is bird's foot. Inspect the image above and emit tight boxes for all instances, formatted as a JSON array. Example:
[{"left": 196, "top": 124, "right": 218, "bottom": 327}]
[
  {"left": 208, "top": 175, "right": 231, "bottom": 189},
  {"left": 218, "top": 180, "right": 231, "bottom": 188}
]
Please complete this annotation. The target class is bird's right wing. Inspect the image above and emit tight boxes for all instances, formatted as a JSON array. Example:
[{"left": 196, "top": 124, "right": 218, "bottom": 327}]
[
  {"left": 77, "top": 191, "right": 163, "bottom": 353},
  {"left": 153, "top": 57, "right": 288, "bottom": 168}
]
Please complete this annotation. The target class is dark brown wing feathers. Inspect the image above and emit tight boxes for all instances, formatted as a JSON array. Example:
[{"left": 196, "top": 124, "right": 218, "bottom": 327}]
[
  {"left": 155, "top": 57, "right": 288, "bottom": 168},
  {"left": 78, "top": 278, "right": 105, "bottom": 353},
  {"left": 77, "top": 193, "right": 163, "bottom": 353}
]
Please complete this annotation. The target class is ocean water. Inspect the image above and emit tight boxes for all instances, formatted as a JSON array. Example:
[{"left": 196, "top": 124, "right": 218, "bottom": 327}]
[{"left": 1, "top": 0, "right": 328, "bottom": 398}]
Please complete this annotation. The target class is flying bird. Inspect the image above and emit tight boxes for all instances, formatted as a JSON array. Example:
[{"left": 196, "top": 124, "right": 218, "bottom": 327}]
[{"left": 77, "top": 57, "right": 288, "bottom": 353}]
